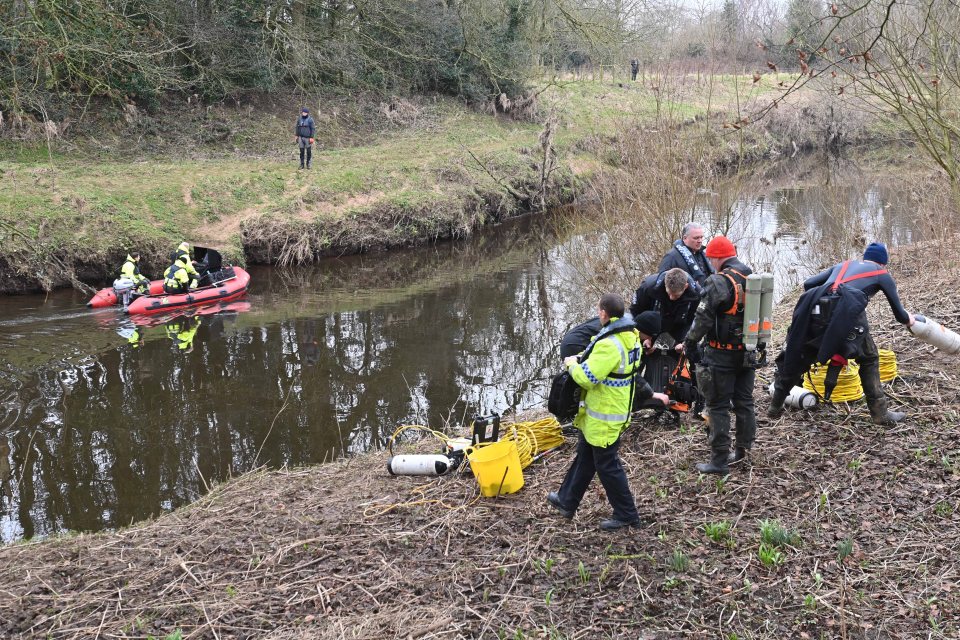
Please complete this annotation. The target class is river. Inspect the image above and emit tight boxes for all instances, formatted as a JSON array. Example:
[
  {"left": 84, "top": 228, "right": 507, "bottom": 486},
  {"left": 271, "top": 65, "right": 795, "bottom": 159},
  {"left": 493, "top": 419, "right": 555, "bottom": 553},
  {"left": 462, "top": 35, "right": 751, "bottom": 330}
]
[{"left": 0, "top": 154, "right": 919, "bottom": 543}]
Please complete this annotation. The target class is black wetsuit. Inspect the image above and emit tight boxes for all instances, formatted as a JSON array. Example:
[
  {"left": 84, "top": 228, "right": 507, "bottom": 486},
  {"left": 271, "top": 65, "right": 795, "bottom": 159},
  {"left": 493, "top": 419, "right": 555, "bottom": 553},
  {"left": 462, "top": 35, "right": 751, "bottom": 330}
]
[{"left": 773, "top": 259, "right": 910, "bottom": 419}]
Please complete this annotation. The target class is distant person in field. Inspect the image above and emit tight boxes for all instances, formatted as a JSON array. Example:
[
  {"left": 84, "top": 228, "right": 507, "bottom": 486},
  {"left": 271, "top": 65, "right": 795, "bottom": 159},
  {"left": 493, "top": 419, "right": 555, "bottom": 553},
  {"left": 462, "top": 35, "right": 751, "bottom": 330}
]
[
  {"left": 295, "top": 107, "right": 315, "bottom": 170},
  {"left": 630, "top": 59, "right": 639, "bottom": 81},
  {"left": 658, "top": 222, "right": 713, "bottom": 286}
]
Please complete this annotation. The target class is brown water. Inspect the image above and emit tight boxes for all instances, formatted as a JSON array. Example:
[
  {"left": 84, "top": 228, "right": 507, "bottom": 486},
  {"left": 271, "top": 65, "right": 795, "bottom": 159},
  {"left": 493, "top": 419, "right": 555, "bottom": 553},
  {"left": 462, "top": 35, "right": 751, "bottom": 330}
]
[{"left": 0, "top": 157, "right": 919, "bottom": 543}]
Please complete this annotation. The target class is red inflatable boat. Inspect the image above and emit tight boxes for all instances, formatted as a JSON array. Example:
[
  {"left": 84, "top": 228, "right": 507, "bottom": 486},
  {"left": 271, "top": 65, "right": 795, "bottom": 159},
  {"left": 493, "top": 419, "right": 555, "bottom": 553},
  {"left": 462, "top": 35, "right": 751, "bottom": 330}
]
[
  {"left": 125, "top": 267, "right": 251, "bottom": 315},
  {"left": 87, "top": 280, "right": 165, "bottom": 308}
]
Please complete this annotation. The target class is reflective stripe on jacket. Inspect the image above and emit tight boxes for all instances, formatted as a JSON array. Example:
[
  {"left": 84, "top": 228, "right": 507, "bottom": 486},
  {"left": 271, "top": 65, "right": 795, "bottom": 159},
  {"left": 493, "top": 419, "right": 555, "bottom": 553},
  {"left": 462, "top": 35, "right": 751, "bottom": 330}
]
[
  {"left": 164, "top": 259, "right": 197, "bottom": 290},
  {"left": 568, "top": 320, "right": 640, "bottom": 447}
]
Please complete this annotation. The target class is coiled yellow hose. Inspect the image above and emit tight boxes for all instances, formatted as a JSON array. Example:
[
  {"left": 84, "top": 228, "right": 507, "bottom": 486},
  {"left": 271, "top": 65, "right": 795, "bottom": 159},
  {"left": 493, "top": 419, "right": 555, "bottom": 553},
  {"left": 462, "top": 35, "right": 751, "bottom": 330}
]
[
  {"left": 497, "top": 417, "right": 565, "bottom": 469},
  {"left": 802, "top": 361, "right": 865, "bottom": 402},
  {"left": 879, "top": 349, "right": 898, "bottom": 383}
]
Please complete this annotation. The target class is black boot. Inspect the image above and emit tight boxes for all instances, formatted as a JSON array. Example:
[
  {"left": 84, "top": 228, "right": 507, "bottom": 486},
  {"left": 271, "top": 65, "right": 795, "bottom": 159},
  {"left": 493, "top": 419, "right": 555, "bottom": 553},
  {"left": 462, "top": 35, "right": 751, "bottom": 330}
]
[
  {"left": 696, "top": 450, "right": 729, "bottom": 475},
  {"left": 599, "top": 517, "right": 640, "bottom": 531},
  {"left": 872, "top": 409, "right": 905, "bottom": 425},
  {"left": 767, "top": 387, "right": 787, "bottom": 418},
  {"left": 727, "top": 447, "right": 748, "bottom": 466},
  {"left": 546, "top": 492, "right": 573, "bottom": 519}
]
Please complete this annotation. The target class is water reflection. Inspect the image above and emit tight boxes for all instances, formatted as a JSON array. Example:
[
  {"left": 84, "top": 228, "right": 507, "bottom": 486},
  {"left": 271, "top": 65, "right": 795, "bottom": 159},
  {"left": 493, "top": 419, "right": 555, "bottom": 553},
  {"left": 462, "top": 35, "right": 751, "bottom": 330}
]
[{"left": 0, "top": 158, "right": 919, "bottom": 543}]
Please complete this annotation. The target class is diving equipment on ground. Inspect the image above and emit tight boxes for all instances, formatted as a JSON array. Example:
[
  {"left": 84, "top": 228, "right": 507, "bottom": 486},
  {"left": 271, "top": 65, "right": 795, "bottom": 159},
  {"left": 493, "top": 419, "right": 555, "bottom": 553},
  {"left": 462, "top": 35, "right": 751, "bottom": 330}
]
[
  {"left": 471, "top": 414, "right": 500, "bottom": 444},
  {"left": 387, "top": 454, "right": 454, "bottom": 476},
  {"left": 767, "top": 382, "right": 818, "bottom": 410}
]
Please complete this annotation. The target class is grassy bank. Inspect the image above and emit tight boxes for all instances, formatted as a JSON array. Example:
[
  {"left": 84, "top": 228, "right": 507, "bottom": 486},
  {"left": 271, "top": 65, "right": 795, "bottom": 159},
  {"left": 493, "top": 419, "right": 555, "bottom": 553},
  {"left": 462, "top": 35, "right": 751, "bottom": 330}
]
[
  {"left": 1, "top": 239, "right": 958, "bottom": 638},
  {"left": 0, "top": 73, "right": 893, "bottom": 294}
]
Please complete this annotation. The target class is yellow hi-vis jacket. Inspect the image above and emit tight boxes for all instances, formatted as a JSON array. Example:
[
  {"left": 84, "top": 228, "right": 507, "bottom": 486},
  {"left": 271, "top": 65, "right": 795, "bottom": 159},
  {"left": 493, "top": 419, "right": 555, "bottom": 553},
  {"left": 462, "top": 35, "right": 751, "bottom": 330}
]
[
  {"left": 568, "top": 318, "right": 642, "bottom": 447},
  {"left": 120, "top": 255, "right": 149, "bottom": 288},
  {"left": 174, "top": 242, "right": 200, "bottom": 278},
  {"left": 164, "top": 256, "right": 198, "bottom": 291}
]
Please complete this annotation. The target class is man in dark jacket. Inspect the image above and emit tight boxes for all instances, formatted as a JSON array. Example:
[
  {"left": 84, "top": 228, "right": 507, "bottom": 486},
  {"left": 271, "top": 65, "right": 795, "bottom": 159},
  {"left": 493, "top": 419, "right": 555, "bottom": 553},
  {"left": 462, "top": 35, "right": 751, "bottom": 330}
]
[
  {"left": 294, "top": 107, "right": 315, "bottom": 169},
  {"left": 658, "top": 223, "right": 713, "bottom": 285},
  {"left": 630, "top": 59, "right": 639, "bottom": 81},
  {"left": 630, "top": 267, "right": 701, "bottom": 350},
  {"left": 683, "top": 236, "right": 757, "bottom": 474},
  {"left": 769, "top": 242, "right": 915, "bottom": 424},
  {"left": 560, "top": 317, "right": 603, "bottom": 359}
]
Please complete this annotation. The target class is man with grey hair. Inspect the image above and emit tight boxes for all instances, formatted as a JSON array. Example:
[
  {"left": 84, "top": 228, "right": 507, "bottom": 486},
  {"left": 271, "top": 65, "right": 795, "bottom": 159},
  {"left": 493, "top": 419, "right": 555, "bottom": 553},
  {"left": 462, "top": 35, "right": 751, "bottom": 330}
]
[{"left": 658, "top": 223, "right": 713, "bottom": 285}]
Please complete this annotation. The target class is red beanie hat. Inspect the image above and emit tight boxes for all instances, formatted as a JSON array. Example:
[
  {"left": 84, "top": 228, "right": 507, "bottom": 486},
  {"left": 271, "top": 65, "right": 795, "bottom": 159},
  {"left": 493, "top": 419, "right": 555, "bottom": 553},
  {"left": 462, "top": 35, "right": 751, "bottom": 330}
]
[{"left": 705, "top": 236, "right": 736, "bottom": 259}]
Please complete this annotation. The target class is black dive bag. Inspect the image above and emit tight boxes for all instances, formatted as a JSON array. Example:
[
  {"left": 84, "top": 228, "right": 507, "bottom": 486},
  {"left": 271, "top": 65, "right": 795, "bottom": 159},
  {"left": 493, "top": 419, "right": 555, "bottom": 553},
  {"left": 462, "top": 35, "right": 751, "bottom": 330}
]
[{"left": 548, "top": 320, "right": 637, "bottom": 421}]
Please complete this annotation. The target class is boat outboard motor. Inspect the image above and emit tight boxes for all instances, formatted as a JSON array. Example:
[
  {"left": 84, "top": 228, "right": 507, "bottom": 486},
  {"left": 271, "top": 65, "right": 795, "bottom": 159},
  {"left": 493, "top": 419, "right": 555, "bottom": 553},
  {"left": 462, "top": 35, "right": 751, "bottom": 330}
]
[{"left": 112, "top": 278, "right": 137, "bottom": 311}]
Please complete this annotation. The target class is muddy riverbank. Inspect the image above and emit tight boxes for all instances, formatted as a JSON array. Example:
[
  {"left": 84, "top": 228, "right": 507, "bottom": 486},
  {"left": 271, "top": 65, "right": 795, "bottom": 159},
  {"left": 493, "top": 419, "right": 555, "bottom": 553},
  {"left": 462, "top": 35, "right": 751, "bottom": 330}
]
[
  {"left": 0, "top": 79, "right": 900, "bottom": 295},
  {"left": 2, "top": 239, "right": 958, "bottom": 638}
]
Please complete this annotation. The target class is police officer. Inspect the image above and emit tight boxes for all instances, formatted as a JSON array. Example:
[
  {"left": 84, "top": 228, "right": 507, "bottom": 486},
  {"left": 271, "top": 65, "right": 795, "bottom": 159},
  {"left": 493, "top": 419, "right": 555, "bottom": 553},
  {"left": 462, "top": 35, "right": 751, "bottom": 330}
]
[
  {"left": 119, "top": 252, "right": 150, "bottom": 293},
  {"left": 547, "top": 298, "right": 669, "bottom": 530},
  {"left": 163, "top": 254, "right": 198, "bottom": 294},
  {"left": 658, "top": 222, "right": 714, "bottom": 286},
  {"left": 769, "top": 242, "right": 915, "bottom": 424},
  {"left": 630, "top": 267, "right": 701, "bottom": 351},
  {"left": 683, "top": 236, "right": 757, "bottom": 474}
]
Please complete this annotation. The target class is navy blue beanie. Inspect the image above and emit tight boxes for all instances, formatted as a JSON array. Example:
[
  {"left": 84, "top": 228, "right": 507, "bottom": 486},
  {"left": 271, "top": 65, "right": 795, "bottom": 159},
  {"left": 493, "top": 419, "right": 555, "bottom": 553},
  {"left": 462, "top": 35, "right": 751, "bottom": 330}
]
[
  {"left": 301, "top": 107, "right": 309, "bottom": 114},
  {"left": 863, "top": 242, "right": 888, "bottom": 265}
]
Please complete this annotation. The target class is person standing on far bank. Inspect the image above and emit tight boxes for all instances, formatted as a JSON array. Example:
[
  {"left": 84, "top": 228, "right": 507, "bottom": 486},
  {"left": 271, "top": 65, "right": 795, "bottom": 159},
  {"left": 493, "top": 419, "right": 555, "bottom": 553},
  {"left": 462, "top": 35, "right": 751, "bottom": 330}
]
[
  {"left": 630, "top": 59, "right": 639, "bottom": 81},
  {"left": 295, "top": 107, "right": 315, "bottom": 170}
]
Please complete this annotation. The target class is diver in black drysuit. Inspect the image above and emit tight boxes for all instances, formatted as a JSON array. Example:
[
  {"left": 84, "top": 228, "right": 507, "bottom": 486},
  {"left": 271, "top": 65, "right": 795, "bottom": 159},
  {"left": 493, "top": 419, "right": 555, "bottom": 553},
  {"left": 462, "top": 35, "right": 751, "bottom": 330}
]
[{"left": 769, "top": 242, "right": 915, "bottom": 424}]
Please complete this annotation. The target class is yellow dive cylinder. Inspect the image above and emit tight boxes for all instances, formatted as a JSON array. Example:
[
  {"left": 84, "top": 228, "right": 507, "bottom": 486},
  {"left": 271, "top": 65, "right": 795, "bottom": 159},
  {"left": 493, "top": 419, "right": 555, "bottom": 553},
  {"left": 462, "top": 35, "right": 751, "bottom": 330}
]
[
  {"left": 909, "top": 314, "right": 960, "bottom": 354},
  {"left": 742, "top": 274, "right": 763, "bottom": 351},
  {"left": 758, "top": 272, "right": 774, "bottom": 346}
]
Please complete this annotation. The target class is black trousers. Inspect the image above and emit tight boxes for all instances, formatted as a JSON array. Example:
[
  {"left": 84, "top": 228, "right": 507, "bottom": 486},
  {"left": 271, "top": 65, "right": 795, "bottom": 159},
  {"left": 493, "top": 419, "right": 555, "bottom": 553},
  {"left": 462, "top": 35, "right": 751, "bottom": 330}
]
[
  {"left": 556, "top": 432, "right": 638, "bottom": 522},
  {"left": 299, "top": 145, "right": 312, "bottom": 166},
  {"left": 698, "top": 347, "right": 757, "bottom": 453},
  {"left": 773, "top": 326, "right": 887, "bottom": 418},
  {"left": 163, "top": 282, "right": 187, "bottom": 294}
]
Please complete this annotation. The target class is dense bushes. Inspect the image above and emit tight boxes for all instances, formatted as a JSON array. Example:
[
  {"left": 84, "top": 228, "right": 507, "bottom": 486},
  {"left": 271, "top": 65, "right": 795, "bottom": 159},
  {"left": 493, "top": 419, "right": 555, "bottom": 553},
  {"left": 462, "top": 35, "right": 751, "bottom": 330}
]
[{"left": 0, "top": 0, "right": 619, "bottom": 118}]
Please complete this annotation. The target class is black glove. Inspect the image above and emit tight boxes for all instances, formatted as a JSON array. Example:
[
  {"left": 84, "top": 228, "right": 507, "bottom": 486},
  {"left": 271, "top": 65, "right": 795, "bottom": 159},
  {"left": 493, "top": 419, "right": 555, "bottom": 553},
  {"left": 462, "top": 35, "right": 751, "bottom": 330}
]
[{"left": 684, "top": 342, "right": 701, "bottom": 365}]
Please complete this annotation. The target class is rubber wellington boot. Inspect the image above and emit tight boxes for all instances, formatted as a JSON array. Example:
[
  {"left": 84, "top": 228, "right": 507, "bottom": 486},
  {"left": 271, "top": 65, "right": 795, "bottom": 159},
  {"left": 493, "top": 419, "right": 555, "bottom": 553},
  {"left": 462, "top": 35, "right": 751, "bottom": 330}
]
[
  {"left": 696, "top": 450, "right": 730, "bottom": 475},
  {"left": 872, "top": 409, "right": 905, "bottom": 425},
  {"left": 865, "top": 391, "right": 905, "bottom": 425},
  {"left": 727, "top": 447, "right": 748, "bottom": 466},
  {"left": 767, "top": 388, "right": 787, "bottom": 418}
]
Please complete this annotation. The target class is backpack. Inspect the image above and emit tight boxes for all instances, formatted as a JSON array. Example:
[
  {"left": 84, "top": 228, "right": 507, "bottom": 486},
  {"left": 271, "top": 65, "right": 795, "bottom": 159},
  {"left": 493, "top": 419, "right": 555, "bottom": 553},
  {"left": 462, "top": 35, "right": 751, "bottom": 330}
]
[{"left": 548, "top": 320, "right": 637, "bottom": 421}]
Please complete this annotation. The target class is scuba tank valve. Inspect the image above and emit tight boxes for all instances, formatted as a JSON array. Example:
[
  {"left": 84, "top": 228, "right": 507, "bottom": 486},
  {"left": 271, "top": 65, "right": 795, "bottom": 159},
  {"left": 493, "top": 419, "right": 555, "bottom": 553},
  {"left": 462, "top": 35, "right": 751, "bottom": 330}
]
[{"left": 387, "top": 454, "right": 454, "bottom": 476}]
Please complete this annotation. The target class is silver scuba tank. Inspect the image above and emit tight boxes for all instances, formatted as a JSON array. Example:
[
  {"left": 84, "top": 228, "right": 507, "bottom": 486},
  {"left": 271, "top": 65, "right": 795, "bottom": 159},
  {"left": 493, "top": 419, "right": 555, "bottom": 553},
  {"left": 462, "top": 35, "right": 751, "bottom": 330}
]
[
  {"left": 909, "top": 314, "right": 960, "bottom": 354},
  {"left": 758, "top": 272, "right": 774, "bottom": 346},
  {"left": 386, "top": 454, "right": 453, "bottom": 476},
  {"left": 742, "top": 274, "right": 763, "bottom": 351}
]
